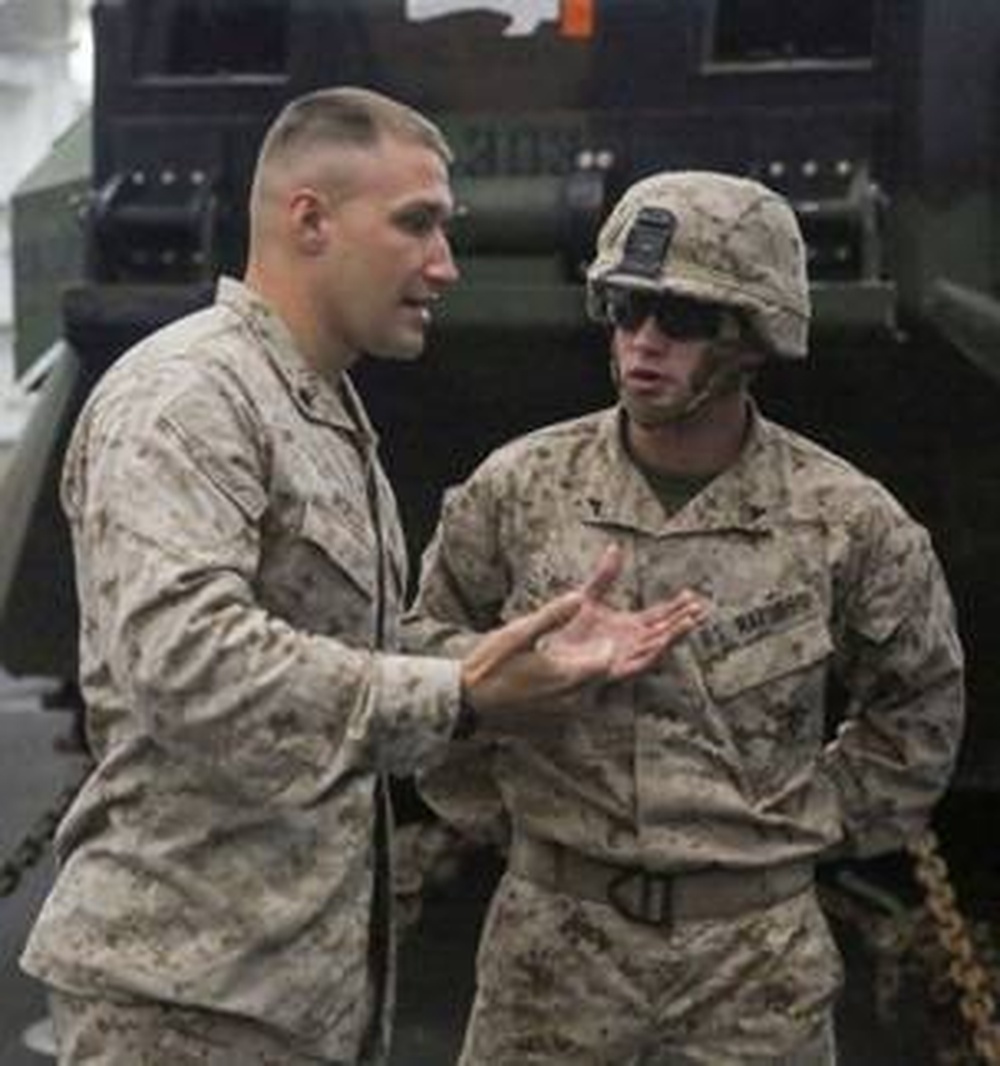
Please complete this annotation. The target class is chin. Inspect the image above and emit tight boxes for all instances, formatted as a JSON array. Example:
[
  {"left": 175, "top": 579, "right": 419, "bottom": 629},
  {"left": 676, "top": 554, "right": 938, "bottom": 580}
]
[
  {"left": 371, "top": 335, "right": 426, "bottom": 363},
  {"left": 624, "top": 397, "right": 688, "bottom": 426}
]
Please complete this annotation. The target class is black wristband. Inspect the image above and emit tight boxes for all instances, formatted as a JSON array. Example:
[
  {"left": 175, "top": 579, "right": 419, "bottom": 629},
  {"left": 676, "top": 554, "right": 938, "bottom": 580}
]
[{"left": 453, "top": 696, "right": 479, "bottom": 740}]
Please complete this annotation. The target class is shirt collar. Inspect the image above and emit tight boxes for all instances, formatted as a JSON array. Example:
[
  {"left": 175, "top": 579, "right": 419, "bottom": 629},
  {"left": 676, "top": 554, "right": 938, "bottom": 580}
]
[
  {"left": 578, "top": 403, "right": 785, "bottom": 535},
  {"left": 215, "top": 276, "right": 376, "bottom": 442}
]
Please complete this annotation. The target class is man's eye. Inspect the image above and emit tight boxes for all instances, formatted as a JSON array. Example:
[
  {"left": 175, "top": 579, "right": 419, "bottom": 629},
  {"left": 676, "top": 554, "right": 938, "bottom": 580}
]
[{"left": 396, "top": 210, "right": 436, "bottom": 236}]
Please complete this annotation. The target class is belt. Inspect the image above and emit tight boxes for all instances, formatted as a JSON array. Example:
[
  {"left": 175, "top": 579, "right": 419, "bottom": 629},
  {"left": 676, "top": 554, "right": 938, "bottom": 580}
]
[{"left": 509, "top": 833, "right": 813, "bottom": 928}]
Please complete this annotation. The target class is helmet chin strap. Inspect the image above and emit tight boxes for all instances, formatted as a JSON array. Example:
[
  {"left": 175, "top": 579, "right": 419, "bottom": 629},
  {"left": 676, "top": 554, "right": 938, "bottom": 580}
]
[{"left": 613, "top": 339, "right": 760, "bottom": 428}]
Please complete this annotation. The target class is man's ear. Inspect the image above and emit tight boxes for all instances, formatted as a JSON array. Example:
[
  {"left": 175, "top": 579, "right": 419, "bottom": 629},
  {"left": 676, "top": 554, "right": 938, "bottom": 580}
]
[{"left": 289, "top": 187, "right": 329, "bottom": 255}]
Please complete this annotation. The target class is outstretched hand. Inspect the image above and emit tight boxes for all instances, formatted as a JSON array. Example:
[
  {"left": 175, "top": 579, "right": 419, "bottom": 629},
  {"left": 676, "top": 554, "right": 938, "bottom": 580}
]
[
  {"left": 460, "top": 544, "right": 706, "bottom": 720},
  {"left": 540, "top": 544, "right": 707, "bottom": 681}
]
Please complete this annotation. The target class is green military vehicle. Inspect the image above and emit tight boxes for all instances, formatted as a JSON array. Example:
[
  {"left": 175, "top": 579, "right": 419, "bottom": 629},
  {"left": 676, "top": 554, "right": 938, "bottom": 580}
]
[{"left": 5, "top": 0, "right": 1000, "bottom": 789}]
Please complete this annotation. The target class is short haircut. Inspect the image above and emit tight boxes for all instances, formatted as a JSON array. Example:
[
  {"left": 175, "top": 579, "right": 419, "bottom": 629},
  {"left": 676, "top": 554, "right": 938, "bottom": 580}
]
[{"left": 255, "top": 86, "right": 453, "bottom": 179}]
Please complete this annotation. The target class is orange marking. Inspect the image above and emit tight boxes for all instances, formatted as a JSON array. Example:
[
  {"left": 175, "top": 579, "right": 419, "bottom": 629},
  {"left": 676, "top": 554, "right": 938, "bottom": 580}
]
[{"left": 561, "top": 0, "right": 594, "bottom": 38}]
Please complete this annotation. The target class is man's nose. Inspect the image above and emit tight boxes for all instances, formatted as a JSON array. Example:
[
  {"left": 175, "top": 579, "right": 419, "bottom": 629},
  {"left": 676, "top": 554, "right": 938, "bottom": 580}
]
[{"left": 426, "top": 231, "right": 460, "bottom": 286}]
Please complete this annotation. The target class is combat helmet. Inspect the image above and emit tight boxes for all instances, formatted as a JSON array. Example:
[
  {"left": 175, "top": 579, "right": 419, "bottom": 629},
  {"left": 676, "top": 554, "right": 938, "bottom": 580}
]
[{"left": 587, "top": 171, "right": 810, "bottom": 358}]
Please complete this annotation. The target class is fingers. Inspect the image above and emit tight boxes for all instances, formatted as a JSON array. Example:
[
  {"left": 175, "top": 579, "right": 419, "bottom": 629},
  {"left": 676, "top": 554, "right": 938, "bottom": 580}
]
[
  {"left": 607, "top": 632, "right": 686, "bottom": 680},
  {"left": 637, "top": 589, "right": 708, "bottom": 627},
  {"left": 607, "top": 594, "right": 708, "bottom": 681},
  {"left": 647, "top": 594, "right": 708, "bottom": 647}
]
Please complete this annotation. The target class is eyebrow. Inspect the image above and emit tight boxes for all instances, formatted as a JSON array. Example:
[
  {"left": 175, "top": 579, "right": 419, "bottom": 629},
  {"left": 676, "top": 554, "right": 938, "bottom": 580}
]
[{"left": 389, "top": 197, "right": 456, "bottom": 231}]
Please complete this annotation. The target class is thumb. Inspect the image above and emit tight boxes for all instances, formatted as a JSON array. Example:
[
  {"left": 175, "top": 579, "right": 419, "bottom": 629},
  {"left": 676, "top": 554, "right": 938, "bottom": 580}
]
[{"left": 581, "top": 544, "right": 624, "bottom": 602}]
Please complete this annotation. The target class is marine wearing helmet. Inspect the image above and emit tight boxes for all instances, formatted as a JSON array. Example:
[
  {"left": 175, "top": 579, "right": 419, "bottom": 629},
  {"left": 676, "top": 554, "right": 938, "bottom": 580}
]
[{"left": 587, "top": 170, "right": 810, "bottom": 359}]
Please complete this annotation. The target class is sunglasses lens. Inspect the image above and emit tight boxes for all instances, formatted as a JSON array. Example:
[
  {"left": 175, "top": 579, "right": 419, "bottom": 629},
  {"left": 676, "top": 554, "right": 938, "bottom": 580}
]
[
  {"left": 657, "top": 296, "right": 723, "bottom": 340},
  {"left": 607, "top": 290, "right": 657, "bottom": 332},
  {"left": 607, "top": 289, "right": 724, "bottom": 341}
]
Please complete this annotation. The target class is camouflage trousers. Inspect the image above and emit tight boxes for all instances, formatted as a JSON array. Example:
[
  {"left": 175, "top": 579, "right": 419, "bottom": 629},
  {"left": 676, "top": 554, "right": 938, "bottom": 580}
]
[
  {"left": 458, "top": 871, "right": 842, "bottom": 1066},
  {"left": 48, "top": 989, "right": 345, "bottom": 1066}
]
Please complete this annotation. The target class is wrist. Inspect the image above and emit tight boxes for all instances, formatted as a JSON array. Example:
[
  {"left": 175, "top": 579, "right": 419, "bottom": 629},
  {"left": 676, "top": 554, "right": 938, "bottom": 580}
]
[{"left": 453, "top": 693, "right": 480, "bottom": 740}]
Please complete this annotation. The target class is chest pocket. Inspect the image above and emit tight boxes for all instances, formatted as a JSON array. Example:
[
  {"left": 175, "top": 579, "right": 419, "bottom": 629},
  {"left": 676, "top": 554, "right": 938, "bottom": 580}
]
[
  {"left": 298, "top": 502, "right": 377, "bottom": 601},
  {"left": 696, "top": 588, "right": 833, "bottom": 700},
  {"left": 257, "top": 500, "right": 380, "bottom": 642}
]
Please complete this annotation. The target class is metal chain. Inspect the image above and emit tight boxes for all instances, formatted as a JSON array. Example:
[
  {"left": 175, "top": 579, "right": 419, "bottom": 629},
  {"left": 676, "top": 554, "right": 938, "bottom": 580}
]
[
  {"left": 909, "top": 829, "right": 1000, "bottom": 1065},
  {"left": 0, "top": 779, "right": 83, "bottom": 900}
]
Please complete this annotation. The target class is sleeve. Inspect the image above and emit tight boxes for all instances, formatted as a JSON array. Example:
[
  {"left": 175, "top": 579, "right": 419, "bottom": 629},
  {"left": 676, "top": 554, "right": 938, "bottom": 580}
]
[
  {"left": 402, "top": 473, "right": 513, "bottom": 658},
  {"left": 819, "top": 496, "right": 966, "bottom": 857},
  {"left": 71, "top": 371, "right": 462, "bottom": 807},
  {"left": 401, "top": 473, "right": 514, "bottom": 846}
]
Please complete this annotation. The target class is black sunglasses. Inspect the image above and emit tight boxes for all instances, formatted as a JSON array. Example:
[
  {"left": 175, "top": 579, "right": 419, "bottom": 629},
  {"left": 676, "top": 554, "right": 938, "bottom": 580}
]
[{"left": 606, "top": 288, "right": 727, "bottom": 341}]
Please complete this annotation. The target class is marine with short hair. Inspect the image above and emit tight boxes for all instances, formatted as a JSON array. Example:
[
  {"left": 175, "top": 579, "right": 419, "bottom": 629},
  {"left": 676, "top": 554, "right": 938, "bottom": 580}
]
[
  {"left": 406, "top": 170, "right": 966, "bottom": 1065},
  {"left": 20, "top": 90, "right": 704, "bottom": 1066}
]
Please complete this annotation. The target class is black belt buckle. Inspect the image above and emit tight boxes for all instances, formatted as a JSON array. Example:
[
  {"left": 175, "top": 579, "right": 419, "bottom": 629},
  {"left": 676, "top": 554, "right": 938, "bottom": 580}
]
[{"left": 607, "top": 867, "right": 674, "bottom": 927}]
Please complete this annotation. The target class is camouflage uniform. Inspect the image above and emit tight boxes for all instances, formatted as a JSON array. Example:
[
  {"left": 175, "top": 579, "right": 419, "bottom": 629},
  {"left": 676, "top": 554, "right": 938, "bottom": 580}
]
[
  {"left": 48, "top": 989, "right": 343, "bottom": 1066},
  {"left": 21, "top": 277, "right": 464, "bottom": 1065},
  {"left": 405, "top": 173, "right": 965, "bottom": 1065},
  {"left": 407, "top": 407, "right": 964, "bottom": 1064}
]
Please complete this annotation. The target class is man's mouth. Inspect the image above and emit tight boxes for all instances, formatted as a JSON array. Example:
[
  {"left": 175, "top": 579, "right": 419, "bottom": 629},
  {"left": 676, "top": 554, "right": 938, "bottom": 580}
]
[
  {"left": 626, "top": 366, "right": 674, "bottom": 390},
  {"left": 402, "top": 295, "right": 438, "bottom": 325}
]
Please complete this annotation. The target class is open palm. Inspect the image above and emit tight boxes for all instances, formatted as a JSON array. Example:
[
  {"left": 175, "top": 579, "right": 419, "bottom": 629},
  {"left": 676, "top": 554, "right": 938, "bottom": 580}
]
[{"left": 540, "top": 545, "right": 706, "bottom": 681}]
